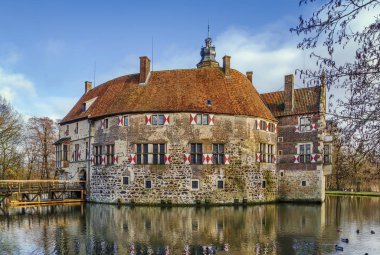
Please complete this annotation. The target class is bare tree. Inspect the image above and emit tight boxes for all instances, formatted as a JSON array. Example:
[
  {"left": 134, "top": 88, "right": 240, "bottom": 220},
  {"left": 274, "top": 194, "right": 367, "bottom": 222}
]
[
  {"left": 291, "top": 0, "right": 380, "bottom": 158},
  {"left": 25, "top": 117, "right": 58, "bottom": 179},
  {"left": 0, "top": 96, "right": 23, "bottom": 179}
]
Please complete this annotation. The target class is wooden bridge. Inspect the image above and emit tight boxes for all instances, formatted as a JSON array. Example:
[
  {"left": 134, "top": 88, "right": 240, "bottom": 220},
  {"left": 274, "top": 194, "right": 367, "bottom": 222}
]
[{"left": 0, "top": 180, "right": 86, "bottom": 207}]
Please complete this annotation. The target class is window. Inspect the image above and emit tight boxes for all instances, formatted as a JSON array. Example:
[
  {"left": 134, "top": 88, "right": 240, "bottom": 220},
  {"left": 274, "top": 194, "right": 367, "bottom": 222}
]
[
  {"left": 279, "top": 170, "right": 284, "bottom": 177},
  {"left": 324, "top": 145, "right": 330, "bottom": 163},
  {"left": 74, "top": 122, "right": 79, "bottom": 134},
  {"left": 94, "top": 145, "right": 102, "bottom": 165},
  {"left": 299, "top": 116, "right": 311, "bottom": 132},
  {"left": 299, "top": 143, "right": 312, "bottom": 163},
  {"left": 151, "top": 114, "right": 165, "bottom": 125},
  {"left": 82, "top": 103, "right": 86, "bottom": 112},
  {"left": 212, "top": 144, "right": 225, "bottom": 164},
  {"left": 217, "top": 180, "right": 224, "bottom": 189},
  {"left": 191, "top": 180, "right": 199, "bottom": 189},
  {"left": 262, "top": 180, "right": 266, "bottom": 188},
  {"left": 145, "top": 180, "right": 152, "bottom": 189},
  {"left": 104, "top": 118, "right": 109, "bottom": 129},
  {"left": 74, "top": 144, "right": 79, "bottom": 161},
  {"left": 85, "top": 142, "right": 89, "bottom": 160},
  {"left": 190, "top": 143, "right": 203, "bottom": 164},
  {"left": 136, "top": 144, "right": 166, "bottom": 165},
  {"left": 122, "top": 176, "right": 129, "bottom": 185},
  {"left": 259, "top": 143, "right": 275, "bottom": 163},
  {"left": 56, "top": 144, "right": 62, "bottom": 168},
  {"left": 268, "top": 123, "right": 275, "bottom": 132},
  {"left": 278, "top": 150, "right": 283, "bottom": 156},
  {"left": 123, "top": 115, "right": 129, "bottom": 126},
  {"left": 301, "top": 180, "right": 307, "bottom": 186},
  {"left": 196, "top": 114, "right": 209, "bottom": 125},
  {"left": 278, "top": 137, "right": 283, "bottom": 142},
  {"left": 63, "top": 145, "right": 68, "bottom": 161},
  {"left": 65, "top": 125, "right": 69, "bottom": 136},
  {"left": 260, "top": 120, "right": 267, "bottom": 130},
  {"left": 105, "top": 144, "right": 114, "bottom": 165}
]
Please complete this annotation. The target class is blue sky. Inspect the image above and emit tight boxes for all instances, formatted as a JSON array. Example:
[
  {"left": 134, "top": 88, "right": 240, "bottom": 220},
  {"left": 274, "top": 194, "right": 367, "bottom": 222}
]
[{"left": 0, "top": 1, "right": 330, "bottom": 120}]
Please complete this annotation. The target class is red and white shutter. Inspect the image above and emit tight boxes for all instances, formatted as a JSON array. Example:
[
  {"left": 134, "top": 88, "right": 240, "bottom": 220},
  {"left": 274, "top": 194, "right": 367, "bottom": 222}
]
[
  {"left": 224, "top": 154, "right": 230, "bottom": 165},
  {"left": 164, "top": 114, "right": 170, "bottom": 125},
  {"left": 183, "top": 153, "right": 191, "bottom": 164},
  {"left": 256, "top": 120, "right": 261, "bottom": 130},
  {"left": 294, "top": 155, "right": 300, "bottom": 163},
  {"left": 90, "top": 156, "right": 95, "bottom": 165},
  {"left": 190, "top": 113, "right": 197, "bottom": 125},
  {"left": 311, "top": 154, "right": 318, "bottom": 163},
  {"left": 129, "top": 154, "right": 136, "bottom": 165},
  {"left": 101, "top": 155, "right": 106, "bottom": 165},
  {"left": 145, "top": 115, "right": 152, "bottom": 125},
  {"left": 164, "top": 154, "right": 172, "bottom": 164},
  {"left": 112, "top": 155, "right": 119, "bottom": 164},
  {"left": 208, "top": 114, "right": 214, "bottom": 125},
  {"left": 202, "top": 154, "right": 213, "bottom": 164},
  {"left": 117, "top": 116, "right": 124, "bottom": 126},
  {"left": 294, "top": 125, "right": 300, "bottom": 133},
  {"left": 256, "top": 153, "right": 261, "bottom": 162},
  {"left": 266, "top": 122, "right": 269, "bottom": 132},
  {"left": 274, "top": 124, "right": 278, "bottom": 133},
  {"left": 311, "top": 123, "right": 317, "bottom": 131}
]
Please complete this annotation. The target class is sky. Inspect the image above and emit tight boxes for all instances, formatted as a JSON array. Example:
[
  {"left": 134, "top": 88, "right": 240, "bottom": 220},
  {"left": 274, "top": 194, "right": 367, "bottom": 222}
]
[{"left": 0, "top": 0, "right": 360, "bottom": 120}]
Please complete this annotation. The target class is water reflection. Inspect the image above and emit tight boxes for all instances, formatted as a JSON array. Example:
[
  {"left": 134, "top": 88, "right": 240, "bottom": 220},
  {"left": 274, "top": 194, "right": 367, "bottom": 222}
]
[{"left": 0, "top": 196, "right": 379, "bottom": 255}]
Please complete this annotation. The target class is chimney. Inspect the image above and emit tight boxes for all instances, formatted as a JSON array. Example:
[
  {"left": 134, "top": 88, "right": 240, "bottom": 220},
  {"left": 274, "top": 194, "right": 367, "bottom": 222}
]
[
  {"left": 84, "top": 81, "right": 92, "bottom": 94},
  {"left": 223, "top": 55, "right": 231, "bottom": 76},
  {"left": 139, "top": 56, "right": 151, "bottom": 84},
  {"left": 284, "top": 74, "right": 294, "bottom": 112},
  {"left": 246, "top": 71, "right": 253, "bottom": 83}
]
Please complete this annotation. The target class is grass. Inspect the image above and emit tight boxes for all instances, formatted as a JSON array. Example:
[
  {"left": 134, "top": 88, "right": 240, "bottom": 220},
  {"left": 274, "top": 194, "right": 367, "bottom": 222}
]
[{"left": 326, "top": 190, "right": 380, "bottom": 197}]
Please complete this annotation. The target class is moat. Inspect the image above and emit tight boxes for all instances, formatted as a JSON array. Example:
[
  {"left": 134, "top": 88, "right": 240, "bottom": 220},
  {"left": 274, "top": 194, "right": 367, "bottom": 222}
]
[{"left": 0, "top": 196, "right": 379, "bottom": 255}]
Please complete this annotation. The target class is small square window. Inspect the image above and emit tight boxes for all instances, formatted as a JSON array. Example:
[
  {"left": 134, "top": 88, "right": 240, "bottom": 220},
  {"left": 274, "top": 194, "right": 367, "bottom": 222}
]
[
  {"left": 262, "top": 181, "right": 266, "bottom": 188},
  {"left": 122, "top": 176, "right": 129, "bottom": 185},
  {"left": 217, "top": 180, "right": 224, "bottom": 189},
  {"left": 278, "top": 150, "right": 283, "bottom": 156},
  {"left": 123, "top": 116, "right": 129, "bottom": 126},
  {"left": 301, "top": 180, "right": 307, "bottom": 187},
  {"left": 145, "top": 180, "right": 152, "bottom": 189},
  {"left": 191, "top": 180, "right": 199, "bottom": 189},
  {"left": 278, "top": 137, "right": 283, "bottom": 142}
]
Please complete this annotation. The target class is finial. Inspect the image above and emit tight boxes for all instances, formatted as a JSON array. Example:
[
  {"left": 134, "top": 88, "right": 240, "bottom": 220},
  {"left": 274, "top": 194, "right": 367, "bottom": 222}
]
[{"left": 208, "top": 20, "right": 210, "bottom": 38}]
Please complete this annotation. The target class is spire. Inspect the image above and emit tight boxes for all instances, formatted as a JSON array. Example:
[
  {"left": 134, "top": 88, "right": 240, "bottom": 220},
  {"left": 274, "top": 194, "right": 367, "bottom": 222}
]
[{"left": 197, "top": 25, "right": 219, "bottom": 68}]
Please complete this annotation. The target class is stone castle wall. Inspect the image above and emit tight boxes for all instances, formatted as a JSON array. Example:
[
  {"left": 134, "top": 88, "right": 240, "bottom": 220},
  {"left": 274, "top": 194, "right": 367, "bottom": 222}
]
[{"left": 88, "top": 113, "right": 278, "bottom": 204}]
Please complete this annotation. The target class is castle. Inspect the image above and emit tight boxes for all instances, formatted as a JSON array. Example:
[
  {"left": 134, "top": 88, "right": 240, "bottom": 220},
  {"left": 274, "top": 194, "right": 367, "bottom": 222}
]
[{"left": 54, "top": 34, "right": 332, "bottom": 204}]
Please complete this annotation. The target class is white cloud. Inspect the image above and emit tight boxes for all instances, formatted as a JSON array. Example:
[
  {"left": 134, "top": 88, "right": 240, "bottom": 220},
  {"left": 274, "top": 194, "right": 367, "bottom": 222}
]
[{"left": 0, "top": 66, "right": 75, "bottom": 121}]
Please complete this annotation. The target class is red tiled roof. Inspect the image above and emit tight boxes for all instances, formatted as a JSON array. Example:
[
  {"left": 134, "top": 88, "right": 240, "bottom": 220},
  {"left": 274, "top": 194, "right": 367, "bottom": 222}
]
[
  {"left": 260, "top": 86, "right": 322, "bottom": 117},
  {"left": 61, "top": 68, "right": 276, "bottom": 123}
]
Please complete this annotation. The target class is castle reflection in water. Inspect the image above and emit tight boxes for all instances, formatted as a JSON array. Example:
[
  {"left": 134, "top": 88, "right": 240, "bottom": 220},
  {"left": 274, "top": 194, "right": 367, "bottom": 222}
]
[{"left": 1, "top": 196, "right": 379, "bottom": 255}]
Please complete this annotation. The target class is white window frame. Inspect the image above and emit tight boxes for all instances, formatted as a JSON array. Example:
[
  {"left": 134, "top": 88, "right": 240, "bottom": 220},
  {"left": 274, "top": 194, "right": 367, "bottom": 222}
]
[
  {"left": 278, "top": 137, "right": 283, "bottom": 142},
  {"left": 299, "top": 116, "right": 311, "bottom": 132},
  {"left": 297, "top": 142, "right": 313, "bottom": 163},
  {"left": 145, "top": 180, "right": 153, "bottom": 189}
]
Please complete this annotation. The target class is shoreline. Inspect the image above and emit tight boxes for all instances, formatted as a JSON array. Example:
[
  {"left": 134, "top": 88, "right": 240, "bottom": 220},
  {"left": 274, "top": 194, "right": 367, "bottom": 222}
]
[{"left": 326, "top": 191, "right": 380, "bottom": 197}]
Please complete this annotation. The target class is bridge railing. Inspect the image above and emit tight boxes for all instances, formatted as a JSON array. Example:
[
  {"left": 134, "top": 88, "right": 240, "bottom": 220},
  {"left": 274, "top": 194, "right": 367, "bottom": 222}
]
[{"left": 0, "top": 180, "right": 86, "bottom": 194}]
